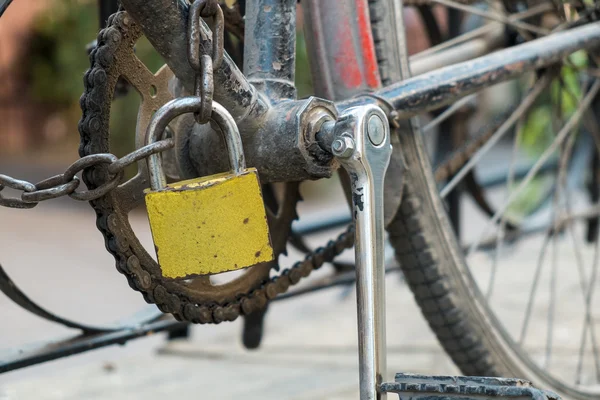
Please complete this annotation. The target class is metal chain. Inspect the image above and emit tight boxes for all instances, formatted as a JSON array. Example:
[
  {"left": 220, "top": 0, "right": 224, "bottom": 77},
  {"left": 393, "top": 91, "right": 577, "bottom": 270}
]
[
  {"left": 0, "top": 139, "right": 174, "bottom": 209},
  {"left": 188, "top": 0, "right": 224, "bottom": 124}
]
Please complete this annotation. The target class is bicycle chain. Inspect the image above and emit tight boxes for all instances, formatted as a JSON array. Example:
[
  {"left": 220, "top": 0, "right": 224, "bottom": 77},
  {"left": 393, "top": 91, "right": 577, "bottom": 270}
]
[{"left": 78, "top": 11, "right": 355, "bottom": 324}]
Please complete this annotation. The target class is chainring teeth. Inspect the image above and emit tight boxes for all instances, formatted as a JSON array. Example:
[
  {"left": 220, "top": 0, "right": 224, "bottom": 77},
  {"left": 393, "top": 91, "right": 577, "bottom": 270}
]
[
  {"left": 79, "top": 11, "right": 352, "bottom": 324},
  {"left": 80, "top": 11, "right": 174, "bottom": 315}
]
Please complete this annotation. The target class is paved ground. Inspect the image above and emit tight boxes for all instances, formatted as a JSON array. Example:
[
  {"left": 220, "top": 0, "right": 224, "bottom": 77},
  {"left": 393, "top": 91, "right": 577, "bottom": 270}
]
[{"left": 0, "top": 159, "right": 598, "bottom": 399}]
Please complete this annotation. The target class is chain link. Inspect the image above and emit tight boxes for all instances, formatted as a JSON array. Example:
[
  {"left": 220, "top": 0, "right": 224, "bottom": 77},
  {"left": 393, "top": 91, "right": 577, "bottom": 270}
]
[
  {"left": 0, "top": 175, "right": 38, "bottom": 209},
  {"left": 188, "top": 0, "right": 224, "bottom": 124},
  {"left": 0, "top": 139, "right": 174, "bottom": 209},
  {"left": 21, "top": 175, "right": 81, "bottom": 203}
]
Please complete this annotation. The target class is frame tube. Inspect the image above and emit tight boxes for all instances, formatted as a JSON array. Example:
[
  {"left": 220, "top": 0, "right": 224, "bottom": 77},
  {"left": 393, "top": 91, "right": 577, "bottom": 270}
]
[
  {"left": 244, "top": 0, "right": 297, "bottom": 100},
  {"left": 120, "top": 0, "right": 270, "bottom": 125},
  {"left": 340, "top": 22, "right": 600, "bottom": 119}
]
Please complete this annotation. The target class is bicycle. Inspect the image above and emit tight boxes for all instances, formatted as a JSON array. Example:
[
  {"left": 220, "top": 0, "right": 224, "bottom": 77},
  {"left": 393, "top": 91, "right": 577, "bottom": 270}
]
[{"left": 1, "top": 0, "right": 600, "bottom": 399}]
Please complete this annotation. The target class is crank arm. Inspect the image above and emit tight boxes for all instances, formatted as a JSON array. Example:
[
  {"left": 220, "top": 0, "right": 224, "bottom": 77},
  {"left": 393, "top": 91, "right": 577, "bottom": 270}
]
[{"left": 332, "top": 105, "right": 392, "bottom": 400}]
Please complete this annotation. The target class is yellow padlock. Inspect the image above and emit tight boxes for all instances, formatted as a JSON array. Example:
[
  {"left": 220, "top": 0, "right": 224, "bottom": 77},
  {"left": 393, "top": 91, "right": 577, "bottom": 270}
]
[{"left": 144, "top": 97, "right": 273, "bottom": 279}]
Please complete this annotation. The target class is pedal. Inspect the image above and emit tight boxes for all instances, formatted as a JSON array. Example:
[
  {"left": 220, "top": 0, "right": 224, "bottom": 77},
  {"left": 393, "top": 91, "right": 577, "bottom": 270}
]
[{"left": 381, "top": 374, "right": 560, "bottom": 400}]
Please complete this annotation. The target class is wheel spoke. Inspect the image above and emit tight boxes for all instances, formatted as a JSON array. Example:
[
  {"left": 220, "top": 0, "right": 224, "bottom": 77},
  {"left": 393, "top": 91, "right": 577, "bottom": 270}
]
[
  {"left": 520, "top": 230, "right": 552, "bottom": 344},
  {"left": 467, "top": 79, "right": 600, "bottom": 257},
  {"left": 573, "top": 97, "right": 600, "bottom": 382},
  {"left": 441, "top": 75, "right": 551, "bottom": 198},
  {"left": 544, "top": 77, "right": 573, "bottom": 367},
  {"left": 422, "top": 94, "right": 477, "bottom": 134},
  {"left": 577, "top": 324, "right": 591, "bottom": 384},
  {"left": 572, "top": 202, "right": 600, "bottom": 383},
  {"left": 545, "top": 217, "right": 558, "bottom": 367},
  {"left": 562, "top": 140, "right": 600, "bottom": 382},
  {"left": 412, "top": 3, "right": 554, "bottom": 61},
  {"left": 576, "top": 218, "right": 600, "bottom": 383},
  {"left": 430, "top": 0, "right": 551, "bottom": 36},
  {"left": 583, "top": 110, "right": 600, "bottom": 156},
  {"left": 471, "top": 203, "right": 600, "bottom": 252},
  {"left": 119, "top": 54, "right": 157, "bottom": 98},
  {"left": 412, "top": 24, "right": 497, "bottom": 61},
  {"left": 487, "top": 116, "right": 526, "bottom": 300},
  {"left": 544, "top": 98, "right": 571, "bottom": 367}
]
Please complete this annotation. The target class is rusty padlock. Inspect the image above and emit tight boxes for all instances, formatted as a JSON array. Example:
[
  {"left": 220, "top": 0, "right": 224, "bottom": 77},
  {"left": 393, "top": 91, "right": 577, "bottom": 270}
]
[{"left": 144, "top": 97, "right": 273, "bottom": 279}]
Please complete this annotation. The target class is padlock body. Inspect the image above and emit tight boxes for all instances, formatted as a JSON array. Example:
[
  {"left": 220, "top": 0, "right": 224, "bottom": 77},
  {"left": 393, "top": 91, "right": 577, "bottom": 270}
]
[{"left": 145, "top": 168, "right": 273, "bottom": 279}]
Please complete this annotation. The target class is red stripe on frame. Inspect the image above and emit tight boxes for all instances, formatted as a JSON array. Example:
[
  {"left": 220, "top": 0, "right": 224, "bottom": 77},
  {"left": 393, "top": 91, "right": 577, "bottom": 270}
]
[
  {"left": 334, "top": 14, "right": 364, "bottom": 89},
  {"left": 355, "top": 0, "right": 381, "bottom": 88}
]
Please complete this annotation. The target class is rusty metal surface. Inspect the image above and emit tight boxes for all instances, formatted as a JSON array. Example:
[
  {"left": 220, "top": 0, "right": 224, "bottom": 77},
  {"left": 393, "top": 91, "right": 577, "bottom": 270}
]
[
  {"left": 0, "top": 140, "right": 173, "bottom": 209},
  {"left": 222, "top": 1, "right": 245, "bottom": 40},
  {"left": 188, "top": 97, "right": 339, "bottom": 182},
  {"left": 120, "top": 0, "right": 269, "bottom": 128},
  {"left": 188, "top": 0, "right": 224, "bottom": 124},
  {"left": 117, "top": 0, "right": 600, "bottom": 186},
  {"left": 0, "top": 319, "right": 186, "bottom": 374},
  {"left": 341, "top": 22, "right": 600, "bottom": 118},
  {"left": 5, "top": 0, "right": 600, "bottom": 376},
  {"left": 381, "top": 373, "right": 561, "bottom": 400},
  {"left": 244, "top": 0, "right": 297, "bottom": 100}
]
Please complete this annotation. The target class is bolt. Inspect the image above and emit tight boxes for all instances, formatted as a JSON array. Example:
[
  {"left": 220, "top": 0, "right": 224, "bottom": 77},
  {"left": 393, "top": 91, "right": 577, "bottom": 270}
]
[
  {"left": 367, "top": 115, "right": 385, "bottom": 146},
  {"left": 331, "top": 136, "right": 355, "bottom": 159}
]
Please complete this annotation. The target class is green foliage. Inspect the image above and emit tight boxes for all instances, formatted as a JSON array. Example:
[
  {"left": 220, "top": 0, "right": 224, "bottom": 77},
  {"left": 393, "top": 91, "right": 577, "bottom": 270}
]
[
  {"left": 520, "top": 105, "right": 553, "bottom": 152},
  {"left": 26, "top": 0, "right": 97, "bottom": 106},
  {"left": 506, "top": 176, "right": 552, "bottom": 220},
  {"left": 508, "top": 51, "right": 588, "bottom": 218},
  {"left": 520, "top": 50, "right": 587, "bottom": 155},
  {"left": 295, "top": 27, "right": 314, "bottom": 98},
  {"left": 24, "top": 0, "right": 164, "bottom": 155}
]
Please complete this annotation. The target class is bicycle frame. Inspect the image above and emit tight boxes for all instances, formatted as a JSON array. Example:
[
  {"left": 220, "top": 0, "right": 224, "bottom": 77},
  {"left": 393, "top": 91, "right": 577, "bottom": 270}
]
[
  {"left": 3, "top": 0, "right": 600, "bottom": 384},
  {"left": 121, "top": 0, "right": 600, "bottom": 183}
]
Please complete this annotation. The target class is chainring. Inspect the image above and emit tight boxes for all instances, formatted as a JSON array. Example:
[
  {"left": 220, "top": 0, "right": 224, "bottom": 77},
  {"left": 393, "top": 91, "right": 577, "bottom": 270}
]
[{"left": 79, "top": 11, "right": 354, "bottom": 323}]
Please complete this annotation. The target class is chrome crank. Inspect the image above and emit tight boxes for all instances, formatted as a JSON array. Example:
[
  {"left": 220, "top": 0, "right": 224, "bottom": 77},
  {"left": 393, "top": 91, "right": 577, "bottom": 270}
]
[{"left": 332, "top": 105, "right": 392, "bottom": 400}]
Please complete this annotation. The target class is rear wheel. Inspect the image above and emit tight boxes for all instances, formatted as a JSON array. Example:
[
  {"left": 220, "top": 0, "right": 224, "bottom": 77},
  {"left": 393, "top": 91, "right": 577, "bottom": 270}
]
[{"left": 361, "top": 1, "right": 600, "bottom": 398}]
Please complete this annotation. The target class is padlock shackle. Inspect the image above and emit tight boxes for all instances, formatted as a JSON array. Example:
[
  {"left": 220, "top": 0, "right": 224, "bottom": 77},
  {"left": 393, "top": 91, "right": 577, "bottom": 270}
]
[{"left": 146, "top": 97, "right": 246, "bottom": 190}]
